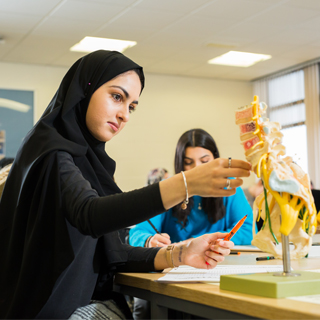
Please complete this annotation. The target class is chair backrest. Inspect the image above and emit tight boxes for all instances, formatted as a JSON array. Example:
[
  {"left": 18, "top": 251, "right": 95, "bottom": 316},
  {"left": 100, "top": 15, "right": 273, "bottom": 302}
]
[{"left": 0, "top": 163, "right": 12, "bottom": 199}]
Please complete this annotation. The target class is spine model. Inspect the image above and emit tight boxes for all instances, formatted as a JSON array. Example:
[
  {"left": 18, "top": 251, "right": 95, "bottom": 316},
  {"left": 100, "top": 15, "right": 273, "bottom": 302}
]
[{"left": 235, "top": 96, "right": 319, "bottom": 259}]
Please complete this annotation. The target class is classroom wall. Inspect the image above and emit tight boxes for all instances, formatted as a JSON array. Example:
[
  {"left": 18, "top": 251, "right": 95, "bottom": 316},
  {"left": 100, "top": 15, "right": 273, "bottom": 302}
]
[{"left": 0, "top": 61, "right": 255, "bottom": 192}]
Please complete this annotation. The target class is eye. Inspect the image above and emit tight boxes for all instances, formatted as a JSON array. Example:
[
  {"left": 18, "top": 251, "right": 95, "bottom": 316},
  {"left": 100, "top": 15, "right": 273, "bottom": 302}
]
[
  {"left": 112, "top": 93, "right": 122, "bottom": 102},
  {"left": 129, "top": 105, "right": 136, "bottom": 114},
  {"left": 184, "top": 160, "right": 192, "bottom": 166}
]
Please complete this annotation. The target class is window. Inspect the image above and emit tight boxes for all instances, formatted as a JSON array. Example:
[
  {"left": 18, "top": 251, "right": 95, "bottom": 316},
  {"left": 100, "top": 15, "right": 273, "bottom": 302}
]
[{"left": 267, "top": 70, "right": 308, "bottom": 173}]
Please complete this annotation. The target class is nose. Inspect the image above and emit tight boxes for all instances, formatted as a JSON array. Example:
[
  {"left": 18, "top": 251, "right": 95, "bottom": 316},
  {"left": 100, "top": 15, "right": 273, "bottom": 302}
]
[
  {"left": 117, "top": 105, "right": 130, "bottom": 123},
  {"left": 186, "top": 161, "right": 201, "bottom": 170},
  {"left": 194, "top": 160, "right": 202, "bottom": 168}
]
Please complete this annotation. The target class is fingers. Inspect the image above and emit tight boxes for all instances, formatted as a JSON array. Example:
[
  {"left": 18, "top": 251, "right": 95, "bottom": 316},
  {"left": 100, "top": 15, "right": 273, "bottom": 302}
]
[
  {"left": 202, "top": 234, "right": 234, "bottom": 252},
  {"left": 217, "top": 158, "right": 251, "bottom": 178},
  {"left": 223, "top": 177, "right": 243, "bottom": 189},
  {"left": 227, "top": 168, "right": 251, "bottom": 178},
  {"left": 212, "top": 188, "right": 237, "bottom": 197},
  {"left": 224, "top": 158, "right": 252, "bottom": 171},
  {"left": 150, "top": 234, "right": 171, "bottom": 247},
  {"left": 219, "top": 240, "right": 234, "bottom": 250},
  {"left": 214, "top": 239, "right": 234, "bottom": 252},
  {"left": 205, "top": 251, "right": 225, "bottom": 263},
  {"left": 205, "top": 239, "right": 234, "bottom": 266},
  {"left": 203, "top": 232, "right": 228, "bottom": 243},
  {"left": 153, "top": 234, "right": 170, "bottom": 242}
]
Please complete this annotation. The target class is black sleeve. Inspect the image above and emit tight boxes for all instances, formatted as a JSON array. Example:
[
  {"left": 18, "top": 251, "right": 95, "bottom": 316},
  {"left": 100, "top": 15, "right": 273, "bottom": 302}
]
[
  {"left": 116, "top": 244, "right": 161, "bottom": 272},
  {"left": 58, "top": 151, "right": 166, "bottom": 238}
]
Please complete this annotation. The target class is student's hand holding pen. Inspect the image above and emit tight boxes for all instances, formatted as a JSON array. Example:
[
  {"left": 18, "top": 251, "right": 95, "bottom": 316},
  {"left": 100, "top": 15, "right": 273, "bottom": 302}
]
[
  {"left": 153, "top": 232, "right": 234, "bottom": 270},
  {"left": 179, "top": 233, "right": 233, "bottom": 269},
  {"left": 146, "top": 233, "right": 171, "bottom": 247}
]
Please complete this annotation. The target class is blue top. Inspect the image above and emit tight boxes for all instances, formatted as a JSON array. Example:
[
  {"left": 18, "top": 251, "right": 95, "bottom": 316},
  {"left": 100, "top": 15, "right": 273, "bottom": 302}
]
[{"left": 129, "top": 188, "right": 253, "bottom": 247}]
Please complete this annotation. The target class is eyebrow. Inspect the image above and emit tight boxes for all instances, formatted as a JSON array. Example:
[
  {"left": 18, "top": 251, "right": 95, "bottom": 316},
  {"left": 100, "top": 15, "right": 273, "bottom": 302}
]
[
  {"left": 109, "top": 85, "right": 139, "bottom": 105},
  {"left": 184, "top": 155, "right": 211, "bottom": 160}
]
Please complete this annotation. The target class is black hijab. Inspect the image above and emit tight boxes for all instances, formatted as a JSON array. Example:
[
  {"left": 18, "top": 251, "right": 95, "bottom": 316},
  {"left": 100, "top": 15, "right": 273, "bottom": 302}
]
[{"left": 0, "top": 50, "right": 145, "bottom": 318}]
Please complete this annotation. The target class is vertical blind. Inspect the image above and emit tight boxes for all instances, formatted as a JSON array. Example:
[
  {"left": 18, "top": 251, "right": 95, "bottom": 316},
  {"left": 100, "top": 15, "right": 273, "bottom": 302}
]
[
  {"left": 268, "top": 70, "right": 305, "bottom": 129},
  {"left": 253, "top": 70, "right": 309, "bottom": 177},
  {"left": 253, "top": 65, "right": 320, "bottom": 188}
]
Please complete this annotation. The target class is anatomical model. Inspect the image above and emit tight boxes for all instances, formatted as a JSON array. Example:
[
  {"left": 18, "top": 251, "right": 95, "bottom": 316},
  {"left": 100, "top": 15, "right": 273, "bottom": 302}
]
[{"left": 235, "top": 96, "right": 319, "bottom": 259}]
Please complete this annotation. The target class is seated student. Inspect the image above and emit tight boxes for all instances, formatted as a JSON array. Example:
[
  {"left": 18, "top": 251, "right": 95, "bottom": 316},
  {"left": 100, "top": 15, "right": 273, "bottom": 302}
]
[
  {"left": 0, "top": 51, "right": 251, "bottom": 320},
  {"left": 146, "top": 167, "right": 169, "bottom": 186},
  {"left": 129, "top": 128, "right": 253, "bottom": 319},
  {"left": 129, "top": 128, "right": 253, "bottom": 249},
  {"left": 243, "top": 179, "right": 264, "bottom": 230},
  {"left": 243, "top": 179, "right": 264, "bottom": 209}
]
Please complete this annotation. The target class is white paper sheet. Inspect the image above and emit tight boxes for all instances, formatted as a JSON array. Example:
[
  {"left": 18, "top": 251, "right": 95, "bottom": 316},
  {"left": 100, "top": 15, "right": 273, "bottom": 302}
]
[
  {"left": 157, "top": 265, "right": 283, "bottom": 283},
  {"left": 286, "top": 270, "right": 320, "bottom": 304},
  {"left": 232, "top": 245, "right": 261, "bottom": 252},
  {"left": 308, "top": 246, "right": 320, "bottom": 257}
]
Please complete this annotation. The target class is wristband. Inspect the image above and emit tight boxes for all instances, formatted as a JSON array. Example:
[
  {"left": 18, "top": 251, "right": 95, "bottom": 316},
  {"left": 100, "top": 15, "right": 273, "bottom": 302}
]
[
  {"left": 181, "top": 171, "right": 189, "bottom": 210},
  {"left": 166, "top": 245, "right": 175, "bottom": 268},
  {"left": 145, "top": 236, "right": 152, "bottom": 247}
]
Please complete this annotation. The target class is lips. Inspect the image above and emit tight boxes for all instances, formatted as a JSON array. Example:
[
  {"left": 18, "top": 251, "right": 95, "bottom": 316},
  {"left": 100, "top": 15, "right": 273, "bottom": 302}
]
[{"left": 108, "top": 122, "right": 119, "bottom": 132}]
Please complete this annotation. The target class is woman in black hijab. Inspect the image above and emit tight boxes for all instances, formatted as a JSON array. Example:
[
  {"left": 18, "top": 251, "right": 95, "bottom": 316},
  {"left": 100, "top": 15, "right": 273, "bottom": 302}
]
[{"left": 0, "top": 50, "right": 250, "bottom": 319}]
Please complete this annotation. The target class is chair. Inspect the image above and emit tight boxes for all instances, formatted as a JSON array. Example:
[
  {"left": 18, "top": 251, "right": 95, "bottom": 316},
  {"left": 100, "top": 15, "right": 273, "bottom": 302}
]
[
  {"left": 312, "top": 189, "right": 320, "bottom": 214},
  {"left": 118, "top": 227, "right": 130, "bottom": 244}
]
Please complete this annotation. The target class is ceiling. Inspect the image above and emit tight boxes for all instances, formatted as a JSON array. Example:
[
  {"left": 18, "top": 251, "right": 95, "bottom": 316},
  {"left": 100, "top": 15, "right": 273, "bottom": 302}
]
[{"left": 1, "top": 0, "right": 320, "bottom": 81}]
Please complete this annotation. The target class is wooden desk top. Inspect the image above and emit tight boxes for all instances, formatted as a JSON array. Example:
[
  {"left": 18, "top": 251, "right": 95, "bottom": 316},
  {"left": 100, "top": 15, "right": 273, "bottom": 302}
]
[{"left": 115, "top": 253, "right": 320, "bottom": 319}]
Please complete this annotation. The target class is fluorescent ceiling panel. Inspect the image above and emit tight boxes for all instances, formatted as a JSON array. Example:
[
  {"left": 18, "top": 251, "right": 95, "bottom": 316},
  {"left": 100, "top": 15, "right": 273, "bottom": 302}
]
[
  {"left": 208, "top": 51, "right": 271, "bottom": 67},
  {"left": 70, "top": 36, "right": 137, "bottom": 53}
]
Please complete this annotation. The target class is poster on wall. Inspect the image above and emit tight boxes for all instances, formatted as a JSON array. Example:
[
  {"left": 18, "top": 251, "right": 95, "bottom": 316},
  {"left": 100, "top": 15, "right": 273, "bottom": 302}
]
[{"left": 0, "top": 89, "right": 34, "bottom": 159}]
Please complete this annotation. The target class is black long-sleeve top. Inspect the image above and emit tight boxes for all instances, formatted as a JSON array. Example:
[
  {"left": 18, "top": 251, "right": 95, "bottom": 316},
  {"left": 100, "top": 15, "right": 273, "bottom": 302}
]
[{"left": 35, "top": 151, "right": 165, "bottom": 319}]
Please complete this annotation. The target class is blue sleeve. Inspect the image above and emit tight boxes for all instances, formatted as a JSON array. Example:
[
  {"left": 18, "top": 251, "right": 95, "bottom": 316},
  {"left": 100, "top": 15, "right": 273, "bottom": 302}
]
[
  {"left": 223, "top": 188, "right": 253, "bottom": 245},
  {"left": 128, "top": 213, "right": 164, "bottom": 247}
]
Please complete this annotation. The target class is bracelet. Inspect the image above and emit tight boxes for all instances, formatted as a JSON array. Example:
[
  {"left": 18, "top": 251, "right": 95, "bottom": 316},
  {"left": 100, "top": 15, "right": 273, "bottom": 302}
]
[
  {"left": 166, "top": 245, "right": 176, "bottom": 268},
  {"left": 181, "top": 171, "right": 189, "bottom": 210},
  {"left": 145, "top": 236, "right": 152, "bottom": 247}
]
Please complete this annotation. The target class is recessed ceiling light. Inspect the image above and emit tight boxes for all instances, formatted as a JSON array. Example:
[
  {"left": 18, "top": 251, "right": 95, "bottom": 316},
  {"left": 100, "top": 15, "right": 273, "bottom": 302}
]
[
  {"left": 208, "top": 51, "right": 271, "bottom": 67},
  {"left": 70, "top": 36, "right": 137, "bottom": 53}
]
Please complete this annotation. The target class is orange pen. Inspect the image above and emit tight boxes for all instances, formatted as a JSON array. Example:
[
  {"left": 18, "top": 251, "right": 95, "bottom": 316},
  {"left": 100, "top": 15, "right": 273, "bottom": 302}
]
[
  {"left": 224, "top": 214, "right": 247, "bottom": 241},
  {"left": 207, "top": 214, "right": 248, "bottom": 263}
]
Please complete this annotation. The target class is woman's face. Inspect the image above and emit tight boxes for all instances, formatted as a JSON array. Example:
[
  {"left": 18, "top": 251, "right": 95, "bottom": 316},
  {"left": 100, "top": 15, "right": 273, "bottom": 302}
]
[
  {"left": 86, "top": 70, "right": 141, "bottom": 142},
  {"left": 183, "top": 146, "right": 214, "bottom": 171}
]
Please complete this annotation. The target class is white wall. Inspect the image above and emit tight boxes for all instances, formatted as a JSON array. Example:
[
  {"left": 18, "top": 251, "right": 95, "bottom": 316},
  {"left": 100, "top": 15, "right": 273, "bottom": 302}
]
[
  {"left": 0, "top": 62, "right": 255, "bottom": 191},
  {"left": 0, "top": 62, "right": 67, "bottom": 121}
]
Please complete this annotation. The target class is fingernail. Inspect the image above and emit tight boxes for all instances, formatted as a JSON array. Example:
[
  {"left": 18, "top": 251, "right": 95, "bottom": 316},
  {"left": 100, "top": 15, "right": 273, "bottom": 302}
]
[{"left": 205, "top": 261, "right": 210, "bottom": 265}]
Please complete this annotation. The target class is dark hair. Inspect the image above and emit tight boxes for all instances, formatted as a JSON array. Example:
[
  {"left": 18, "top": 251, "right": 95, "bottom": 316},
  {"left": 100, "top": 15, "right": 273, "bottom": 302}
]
[{"left": 172, "top": 128, "right": 225, "bottom": 227}]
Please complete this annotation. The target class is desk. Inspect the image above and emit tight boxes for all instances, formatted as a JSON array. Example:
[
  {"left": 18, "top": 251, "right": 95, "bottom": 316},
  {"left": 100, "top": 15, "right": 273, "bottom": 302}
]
[{"left": 114, "top": 253, "right": 320, "bottom": 319}]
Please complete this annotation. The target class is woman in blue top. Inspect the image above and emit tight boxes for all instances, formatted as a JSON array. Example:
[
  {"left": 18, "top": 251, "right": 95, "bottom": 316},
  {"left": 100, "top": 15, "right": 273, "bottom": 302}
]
[{"left": 129, "top": 128, "right": 253, "bottom": 248}]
